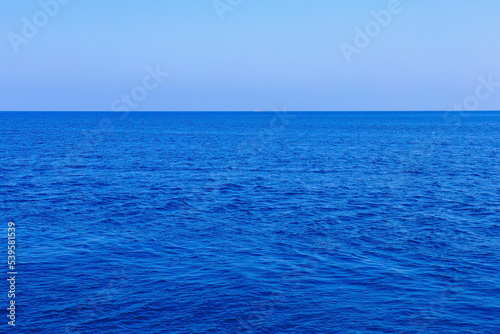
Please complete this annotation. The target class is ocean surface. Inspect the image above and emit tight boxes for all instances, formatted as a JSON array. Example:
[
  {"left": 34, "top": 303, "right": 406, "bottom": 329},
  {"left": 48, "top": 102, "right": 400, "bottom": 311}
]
[{"left": 1, "top": 111, "right": 499, "bottom": 333}]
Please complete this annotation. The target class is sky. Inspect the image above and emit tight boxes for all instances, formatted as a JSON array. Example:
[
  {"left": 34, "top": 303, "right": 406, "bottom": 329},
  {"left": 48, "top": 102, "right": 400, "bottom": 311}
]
[{"left": 1, "top": 0, "right": 500, "bottom": 111}]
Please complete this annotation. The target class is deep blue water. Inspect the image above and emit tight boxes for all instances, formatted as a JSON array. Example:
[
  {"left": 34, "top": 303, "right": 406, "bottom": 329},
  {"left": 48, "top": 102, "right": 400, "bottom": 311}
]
[{"left": 1, "top": 112, "right": 499, "bottom": 333}]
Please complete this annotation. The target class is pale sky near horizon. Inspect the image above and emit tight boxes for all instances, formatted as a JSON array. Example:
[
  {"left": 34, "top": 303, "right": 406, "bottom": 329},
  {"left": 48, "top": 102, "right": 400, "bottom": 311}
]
[{"left": 1, "top": 0, "right": 500, "bottom": 111}]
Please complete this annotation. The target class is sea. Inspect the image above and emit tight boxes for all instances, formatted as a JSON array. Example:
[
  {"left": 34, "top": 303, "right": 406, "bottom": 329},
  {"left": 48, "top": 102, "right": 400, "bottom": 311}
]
[{"left": 1, "top": 111, "right": 499, "bottom": 333}]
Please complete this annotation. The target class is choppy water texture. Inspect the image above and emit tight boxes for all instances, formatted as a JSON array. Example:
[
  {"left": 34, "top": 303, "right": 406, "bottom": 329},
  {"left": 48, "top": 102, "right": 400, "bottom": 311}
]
[{"left": 1, "top": 112, "right": 500, "bottom": 333}]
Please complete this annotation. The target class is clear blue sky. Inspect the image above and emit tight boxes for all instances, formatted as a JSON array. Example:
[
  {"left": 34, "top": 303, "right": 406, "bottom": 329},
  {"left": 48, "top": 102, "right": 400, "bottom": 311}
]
[{"left": 1, "top": 0, "right": 500, "bottom": 111}]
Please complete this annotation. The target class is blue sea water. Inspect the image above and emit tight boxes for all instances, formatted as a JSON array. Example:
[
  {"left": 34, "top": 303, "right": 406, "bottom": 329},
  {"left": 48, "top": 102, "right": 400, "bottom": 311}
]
[{"left": 1, "top": 111, "right": 499, "bottom": 333}]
